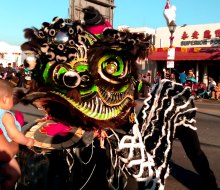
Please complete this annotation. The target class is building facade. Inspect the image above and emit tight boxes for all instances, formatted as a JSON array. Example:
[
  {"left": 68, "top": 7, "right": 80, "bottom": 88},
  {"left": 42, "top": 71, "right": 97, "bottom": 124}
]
[
  {"left": 68, "top": 1, "right": 220, "bottom": 85},
  {"left": 0, "top": 41, "right": 22, "bottom": 67},
  {"left": 127, "top": 23, "right": 220, "bottom": 85},
  {"left": 69, "top": 0, "right": 115, "bottom": 25}
]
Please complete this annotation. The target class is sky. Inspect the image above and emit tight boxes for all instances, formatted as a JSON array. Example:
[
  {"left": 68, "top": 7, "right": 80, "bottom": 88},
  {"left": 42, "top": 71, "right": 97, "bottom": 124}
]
[{"left": 0, "top": 0, "right": 220, "bottom": 46}]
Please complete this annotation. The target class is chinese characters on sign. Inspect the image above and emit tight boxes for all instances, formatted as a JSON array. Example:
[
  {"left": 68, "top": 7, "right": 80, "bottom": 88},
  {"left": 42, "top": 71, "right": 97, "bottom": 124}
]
[
  {"left": 181, "top": 29, "right": 220, "bottom": 40},
  {"left": 215, "top": 30, "right": 220, "bottom": 37},
  {"left": 191, "top": 31, "right": 199, "bottom": 39},
  {"left": 180, "top": 29, "right": 220, "bottom": 46}
]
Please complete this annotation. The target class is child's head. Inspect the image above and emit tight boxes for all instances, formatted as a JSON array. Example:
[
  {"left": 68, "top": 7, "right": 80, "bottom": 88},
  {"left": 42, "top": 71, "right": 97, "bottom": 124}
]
[{"left": 0, "top": 80, "right": 14, "bottom": 110}]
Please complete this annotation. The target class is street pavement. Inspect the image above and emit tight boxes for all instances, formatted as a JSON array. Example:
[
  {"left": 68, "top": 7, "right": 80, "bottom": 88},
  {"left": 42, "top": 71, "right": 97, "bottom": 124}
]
[
  {"left": 167, "top": 98, "right": 220, "bottom": 190},
  {"left": 195, "top": 98, "right": 220, "bottom": 117},
  {"left": 136, "top": 97, "right": 220, "bottom": 122}
]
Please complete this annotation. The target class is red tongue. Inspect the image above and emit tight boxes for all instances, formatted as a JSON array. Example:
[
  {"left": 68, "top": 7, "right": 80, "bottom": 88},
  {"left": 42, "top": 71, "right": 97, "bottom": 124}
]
[{"left": 39, "top": 123, "right": 71, "bottom": 136}]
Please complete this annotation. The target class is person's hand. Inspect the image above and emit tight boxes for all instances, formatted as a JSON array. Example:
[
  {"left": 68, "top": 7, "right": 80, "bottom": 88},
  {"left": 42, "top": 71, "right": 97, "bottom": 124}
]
[{"left": 26, "top": 138, "right": 34, "bottom": 148}]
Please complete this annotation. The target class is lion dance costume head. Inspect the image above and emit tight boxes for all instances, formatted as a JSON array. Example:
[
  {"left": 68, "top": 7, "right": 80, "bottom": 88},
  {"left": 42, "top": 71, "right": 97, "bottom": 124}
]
[
  {"left": 17, "top": 7, "right": 196, "bottom": 190},
  {"left": 20, "top": 13, "right": 151, "bottom": 145}
]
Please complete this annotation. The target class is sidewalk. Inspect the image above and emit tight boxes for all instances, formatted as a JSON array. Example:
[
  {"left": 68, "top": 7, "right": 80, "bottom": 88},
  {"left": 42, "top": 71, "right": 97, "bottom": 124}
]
[
  {"left": 195, "top": 98, "right": 220, "bottom": 104},
  {"left": 137, "top": 97, "right": 220, "bottom": 117},
  {"left": 195, "top": 98, "right": 220, "bottom": 117}
]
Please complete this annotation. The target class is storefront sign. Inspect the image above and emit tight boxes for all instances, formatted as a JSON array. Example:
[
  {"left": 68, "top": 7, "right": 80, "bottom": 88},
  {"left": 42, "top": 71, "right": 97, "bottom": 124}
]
[
  {"left": 180, "top": 29, "right": 220, "bottom": 46},
  {"left": 166, "top": 60, "right": 174, "bottom": 68},
  {"left": 167, "top": 47, "right": 175, "bottom": 60},
  {"left": 166, "top": 47, "right": 175, "bottom": 68},
  {"left": 180, "top": 38, "right": 220, "bottom": 46}
]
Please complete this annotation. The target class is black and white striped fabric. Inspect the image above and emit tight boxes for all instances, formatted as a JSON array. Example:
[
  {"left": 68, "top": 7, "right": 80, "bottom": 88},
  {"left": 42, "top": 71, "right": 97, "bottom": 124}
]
[{"left": 107, "top": 79, "right": 197, "bottom": 190}]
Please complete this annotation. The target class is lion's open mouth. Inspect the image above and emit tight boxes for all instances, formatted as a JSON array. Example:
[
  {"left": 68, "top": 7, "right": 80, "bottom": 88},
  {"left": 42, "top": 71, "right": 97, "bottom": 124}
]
[
  {"left": 24, "top": 89, "right": 134, "bottom": 125},
  {"left": 50, "top": 91, "right": 132, "bottom": 120}
]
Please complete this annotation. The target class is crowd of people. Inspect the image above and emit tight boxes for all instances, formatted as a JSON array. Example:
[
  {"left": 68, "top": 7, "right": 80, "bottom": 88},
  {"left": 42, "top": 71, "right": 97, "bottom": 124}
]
[
  {"left": 0, "top": 62, "right": 30, "bottom": 88},
  {"left": 140, "top": 68, "right": 220, "bottom": 100}
]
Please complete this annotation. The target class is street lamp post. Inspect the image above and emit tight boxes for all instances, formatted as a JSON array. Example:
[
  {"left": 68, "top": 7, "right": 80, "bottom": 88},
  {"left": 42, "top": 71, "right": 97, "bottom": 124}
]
[
  {"left": 168, "top": 21, "right": 176, "bottom": 48},
  {"left": 163, "top": 0, "right": 177, "bottom": 76}
]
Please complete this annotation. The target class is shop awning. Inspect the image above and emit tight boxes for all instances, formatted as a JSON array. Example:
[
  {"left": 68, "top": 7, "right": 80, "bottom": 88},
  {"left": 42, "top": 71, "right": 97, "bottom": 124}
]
[{"left": 148, "top": 47, "right": 220, "bottom": 61}]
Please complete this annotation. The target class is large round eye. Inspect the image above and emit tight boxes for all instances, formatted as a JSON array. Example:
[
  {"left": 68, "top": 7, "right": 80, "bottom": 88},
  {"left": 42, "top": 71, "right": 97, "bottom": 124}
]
[
  {"left": 98, "top": 54, "right": 127, "bottom": 84},
  {"left": 99, "top": 55, "right": 124, "bottom": 76},
  {"left": 106, "top": 62, "right": 117, "bottom": 75}
]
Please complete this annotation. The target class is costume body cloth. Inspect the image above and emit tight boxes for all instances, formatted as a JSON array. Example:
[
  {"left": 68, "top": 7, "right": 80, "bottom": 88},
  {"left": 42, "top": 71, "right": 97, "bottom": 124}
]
[{"left": 137, "top": 103, "right": 217, "bottom": 189}]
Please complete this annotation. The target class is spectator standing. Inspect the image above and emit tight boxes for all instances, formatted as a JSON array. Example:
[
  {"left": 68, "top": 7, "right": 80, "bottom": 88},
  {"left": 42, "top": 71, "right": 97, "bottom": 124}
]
[
  {"left": 163, "top": 69, "right": 171, "bottom": 79},
  {"left": 170, "top": 72, "right": 176, "bottom": 82},
  {"left": 0, "top": 80, "right": 34, "bottom": 189},
  {"left": 4, "top": 63, "right": 16, "bottom": 80},
  {"left": 187, "top": 69, "right": 195, "bottom": 78},
  {"left": 0, "top": 63, "right": 5, "bottom": 79},
  {"left": 154, "top": 71, "right": 162, "bottom": 85},
  {"left": 146, "top": 72, "right": 151, "bottom": 84},
  {"left": 4, "top": 63, "right": 18, "bottom": 86},
  {"left": 141, "top": 73, "right": 151, "bottom": 97},
  {"left": 179, "top": 70, "right": 187, "bottom": 85},
  {"left": 185, "top": 70, "right": 197, "bottom": 91},
  {"left": 16, "top": 64, "right": 26, "bottom": 87},
  {"left": 208, "top": 77, "right": 217, "bottom": 99}
]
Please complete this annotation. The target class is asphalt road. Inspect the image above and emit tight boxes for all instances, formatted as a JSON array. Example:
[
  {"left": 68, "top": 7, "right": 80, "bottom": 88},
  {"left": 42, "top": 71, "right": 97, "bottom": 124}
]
[{"left": 13, "top": 98, "right": 220, "bottom": 190}]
